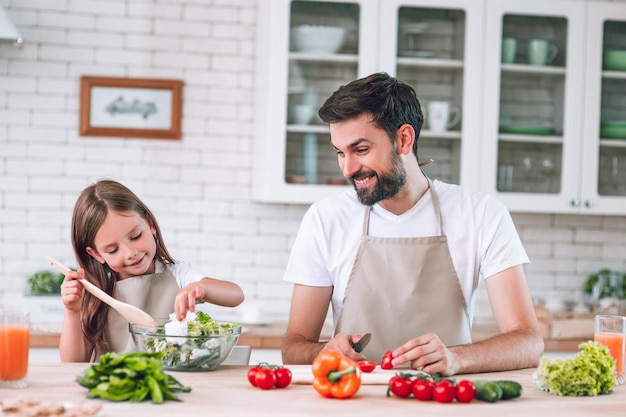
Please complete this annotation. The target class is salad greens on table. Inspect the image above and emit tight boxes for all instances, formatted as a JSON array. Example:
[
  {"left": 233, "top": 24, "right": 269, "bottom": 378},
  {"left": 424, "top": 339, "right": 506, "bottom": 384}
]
[
  {"left": 535, "top": 341, "right": 617, "bottom": 396},
  {"left": 144, "top": 311, "right": 240, "bottom": 370},
  {"left": 76, "top": 351, "right": 191, "bottom": 404}
]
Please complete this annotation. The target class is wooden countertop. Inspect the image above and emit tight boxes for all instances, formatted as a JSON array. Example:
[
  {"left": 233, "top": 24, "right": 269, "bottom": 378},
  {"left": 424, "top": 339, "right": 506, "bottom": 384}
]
[
  {"left": 2, "top": 363, "right": 623, "bottom": 416},
  {"left": 29, "top": 322, "right": 328, "bottom": 350},
  {"left": 30, "top": 311, "right": 595, "bottom": 352}
]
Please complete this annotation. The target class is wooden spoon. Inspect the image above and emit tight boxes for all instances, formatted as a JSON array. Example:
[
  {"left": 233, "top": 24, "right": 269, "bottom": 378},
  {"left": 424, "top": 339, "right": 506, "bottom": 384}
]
[{"left": 46, "top": 256, "right": 157, "bottom": 327}]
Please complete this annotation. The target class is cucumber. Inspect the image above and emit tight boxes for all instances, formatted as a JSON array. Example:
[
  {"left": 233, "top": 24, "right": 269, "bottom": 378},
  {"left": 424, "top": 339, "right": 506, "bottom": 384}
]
[
  {"left": 494, "top": 380, "right": 522, "bottom": 400},
  {"left": 474, "top": 381, "right": 503, "bottom": 403}
]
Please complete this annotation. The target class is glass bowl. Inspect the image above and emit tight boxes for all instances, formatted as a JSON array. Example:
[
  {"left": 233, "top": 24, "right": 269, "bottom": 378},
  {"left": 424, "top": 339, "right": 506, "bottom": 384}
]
[{"left": 129, "top": 318, "right": 241, "bottom": 371}]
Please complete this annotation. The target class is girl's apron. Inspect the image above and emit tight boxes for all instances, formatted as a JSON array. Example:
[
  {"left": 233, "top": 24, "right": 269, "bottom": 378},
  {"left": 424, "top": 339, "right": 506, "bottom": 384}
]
[
  {"left": 104, "top": 265, "right": 181, "bottom": 353},
  {"left": 335, "top": 180, "right": 472, "bottom": 362}
]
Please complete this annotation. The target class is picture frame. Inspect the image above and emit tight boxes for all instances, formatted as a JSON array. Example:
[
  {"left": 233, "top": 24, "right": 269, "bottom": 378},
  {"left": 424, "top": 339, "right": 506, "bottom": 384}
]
[{"left": 79, "top": 76, "right": 183, "bottom": 140}]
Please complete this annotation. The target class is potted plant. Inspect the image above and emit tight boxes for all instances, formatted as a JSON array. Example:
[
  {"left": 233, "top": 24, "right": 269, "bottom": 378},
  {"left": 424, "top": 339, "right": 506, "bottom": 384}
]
[
  {"left": 23, "top": 269, "right": 66, "bottom": 323},
  {"left": 582, "top": 269, "right": 626, "bottom": 315}
]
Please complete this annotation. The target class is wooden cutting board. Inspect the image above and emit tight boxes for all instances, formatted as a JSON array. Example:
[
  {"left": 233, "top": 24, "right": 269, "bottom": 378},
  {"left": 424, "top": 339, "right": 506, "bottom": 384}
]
[{"left": 289, "top": 364, "right": 418, "bottom": 385}]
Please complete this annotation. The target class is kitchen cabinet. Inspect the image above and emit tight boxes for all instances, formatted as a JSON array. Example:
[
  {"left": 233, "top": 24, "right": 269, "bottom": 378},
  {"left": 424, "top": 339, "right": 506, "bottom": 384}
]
[
  {"left": 580, "top": 2, "right": 626, "bottom": 214},
  {"left": 480, "top": 0, "right": 626, "bottom": 214},
  {"left": 255, "top": 0, "right": 626, "bottom": 214},
  {"left": 378, "top": 0, "right": 485, "bottom": 192},
  {"left": 254, "top": 0, "right": 485, "bottom": 203}
]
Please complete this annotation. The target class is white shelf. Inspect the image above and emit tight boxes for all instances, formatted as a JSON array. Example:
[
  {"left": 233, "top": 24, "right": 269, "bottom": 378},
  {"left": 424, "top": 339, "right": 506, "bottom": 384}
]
[
  {"left": 501, "top": 62, "right": 566, "bottom": 76},
  {"left": 289, "top": 52, "right": 359, "bottom": 63}
]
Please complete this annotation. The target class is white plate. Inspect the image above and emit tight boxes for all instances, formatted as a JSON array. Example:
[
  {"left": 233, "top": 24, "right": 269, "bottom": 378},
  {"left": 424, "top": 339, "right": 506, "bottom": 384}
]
[{"left": 532, "top": 371, "right": 549, "bottom": 392}]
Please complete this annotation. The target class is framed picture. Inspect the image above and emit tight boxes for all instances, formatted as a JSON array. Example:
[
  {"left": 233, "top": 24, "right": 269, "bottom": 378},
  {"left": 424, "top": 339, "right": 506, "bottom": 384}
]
[{"left": 79, "top": 76, "right": 183, "bottom": 140}]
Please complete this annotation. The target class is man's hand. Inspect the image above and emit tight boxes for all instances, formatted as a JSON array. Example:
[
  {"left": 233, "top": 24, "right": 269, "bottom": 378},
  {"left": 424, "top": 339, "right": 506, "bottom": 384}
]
[
  {"left": 390, "top": 332, "right": 459, "bottom": 376},
  {"left": 320, "top": 333, "right": 368, "bottom": 362}
]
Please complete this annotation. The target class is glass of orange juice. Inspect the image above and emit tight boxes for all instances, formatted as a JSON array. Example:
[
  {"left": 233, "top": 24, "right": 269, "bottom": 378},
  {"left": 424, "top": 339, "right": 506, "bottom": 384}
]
[
  {"left": 594, "top": 314, "right": 626, "bottom": 384},
  {"left": 0, "top": 311, "right": 30, "bottom": 388}
]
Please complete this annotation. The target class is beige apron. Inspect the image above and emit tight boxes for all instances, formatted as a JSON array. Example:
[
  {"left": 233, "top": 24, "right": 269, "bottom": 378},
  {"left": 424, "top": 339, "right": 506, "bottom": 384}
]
[
  {"left": 104, "top": 264, "right": 181, "bottom": 354},
  {"left": 335, "top": 180, "right": 472, "bottom": 363}
]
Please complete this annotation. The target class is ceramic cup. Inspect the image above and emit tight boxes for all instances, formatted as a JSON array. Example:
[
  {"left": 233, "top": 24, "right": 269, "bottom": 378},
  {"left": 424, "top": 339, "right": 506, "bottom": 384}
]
[
  {"left": 427, "top": 101, "right": 461, "bottom": 133},
  {"left": 0, "top": 311, "right": 30, "bottom": 389},
  {"left": 289, "top": 104, "right": 316, "bottom": 125},
  {"left": 527, "top": 39, "right": 558, "bottom": 66},
  {"left": 501, "top": 37, "right": 517, "bottom": 63},
  {"left": 594, "top": 314, "right": 626, "bottom": 384}
]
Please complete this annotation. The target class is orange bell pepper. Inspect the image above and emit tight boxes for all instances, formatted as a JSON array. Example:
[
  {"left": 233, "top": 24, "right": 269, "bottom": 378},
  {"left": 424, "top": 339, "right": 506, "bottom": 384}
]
[{"left": 311, "top": 350, "right": 362, "bottom": 399}]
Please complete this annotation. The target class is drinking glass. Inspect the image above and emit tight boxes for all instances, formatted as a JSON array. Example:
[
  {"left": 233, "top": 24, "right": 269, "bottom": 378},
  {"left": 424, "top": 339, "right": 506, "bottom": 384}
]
[
  {"left": 519, "top": 155, "right": 534, "bottom": 192},
  {"left": 594, "top": 314, "right": 626, "bottom": 384},
  {"left": 0, "top": 311, "right": 30, "bottom": 388},
  {"left": 609, "top": 156, "right": 620, "bottom": 194}
]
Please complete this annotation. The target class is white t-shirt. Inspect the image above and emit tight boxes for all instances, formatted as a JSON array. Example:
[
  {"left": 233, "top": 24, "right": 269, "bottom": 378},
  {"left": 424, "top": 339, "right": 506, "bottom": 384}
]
[
  {"left": 283, "top": 179, "right": 529, "bottom": 327},
  {"left": 155, "top": 260, "right": 206, "bottom": 288}
]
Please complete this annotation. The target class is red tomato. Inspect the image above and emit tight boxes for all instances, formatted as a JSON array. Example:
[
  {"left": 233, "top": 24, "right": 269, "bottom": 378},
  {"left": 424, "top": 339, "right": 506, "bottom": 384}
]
[
  {"left": 380, "top": 350, "right": 394, "bottom": 370},
  {"left": 357, "top": 361, "right": 377, "bottom": 373},
  {"left": 274, "top": 367, "right": 292, "bottom": 388},
  {"left": 388, "top": 376, "right": 413, "bottom": 398},
  {"left": 412, "top": 379, "right": 435, "bottom": 401},
  {"left": 255, "top": 367, "right": 276, "bottom": 390},
  {"left": 247, "top": 366, "right": 260, "bottom": 387},
  {"left": 433, "top": 380, "right": 455, "bottom": 403},
  {"left": 455, "top": 379, "right": 477, "bottom": 403}
]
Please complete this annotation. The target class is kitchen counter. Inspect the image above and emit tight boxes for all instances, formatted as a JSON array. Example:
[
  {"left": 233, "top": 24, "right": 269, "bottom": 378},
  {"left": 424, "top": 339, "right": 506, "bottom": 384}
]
[
  {"left": 30, "top": 319, "right": 592, "bottom": 352},
  {"left": 1, "top": 363, "right": 623, "bottom": 416},
  {"left": 28, "top": 322, "right": 333, "bottom": 350}
]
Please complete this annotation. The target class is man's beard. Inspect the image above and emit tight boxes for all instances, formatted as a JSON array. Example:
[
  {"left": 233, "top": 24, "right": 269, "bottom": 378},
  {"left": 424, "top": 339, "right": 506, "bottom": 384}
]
[{"left": 351, "top": 151, "right": 407, "bottom": 206}]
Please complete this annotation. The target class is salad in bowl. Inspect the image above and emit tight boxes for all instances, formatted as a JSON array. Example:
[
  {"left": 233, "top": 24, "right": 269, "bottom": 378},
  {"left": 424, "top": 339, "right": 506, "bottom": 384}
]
[{"left": 130, "top": 311, "right": 241, "bottom": 371}]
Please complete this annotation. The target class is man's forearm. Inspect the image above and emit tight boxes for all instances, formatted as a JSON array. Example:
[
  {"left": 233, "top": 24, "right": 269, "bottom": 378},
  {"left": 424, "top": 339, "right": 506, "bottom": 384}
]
[
  {"left": 451, "top": 328, "right": 544, "bottom": 374},
  {"left": 281, "top": 335, "right": 326, "bottom": 364}
]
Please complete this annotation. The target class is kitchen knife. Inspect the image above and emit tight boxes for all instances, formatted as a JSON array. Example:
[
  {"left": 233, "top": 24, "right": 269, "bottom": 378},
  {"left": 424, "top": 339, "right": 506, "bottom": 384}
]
[{"left": 352, "top": 333, "right": 372, "bottom": 353}]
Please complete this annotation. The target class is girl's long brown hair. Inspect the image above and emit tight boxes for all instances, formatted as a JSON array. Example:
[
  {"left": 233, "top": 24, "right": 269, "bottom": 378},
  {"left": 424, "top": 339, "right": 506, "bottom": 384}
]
[{"left": 71, "top": 179, "right": 174, "bottom": 360}]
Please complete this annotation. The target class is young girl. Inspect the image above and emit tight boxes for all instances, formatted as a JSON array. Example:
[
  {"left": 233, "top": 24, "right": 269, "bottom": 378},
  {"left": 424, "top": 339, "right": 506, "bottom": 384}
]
[{"left": 59, "top": 179, "right": 245, "bottom": 362}]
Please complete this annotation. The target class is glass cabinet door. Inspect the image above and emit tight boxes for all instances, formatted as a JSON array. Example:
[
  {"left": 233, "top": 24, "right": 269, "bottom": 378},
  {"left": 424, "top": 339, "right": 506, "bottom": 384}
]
[
  {"left": 597, "top": 20, "right": 626, "bottom": 197},
  {"left": 496, "top": 13, "right": 567, "bottom": 195},
  {"left": 379, "top": 0, "right": 484, "bottom": 189},
  {"left": 254, "top": 0, "right": 378, "bottom": 203},
  {"left": 286, "top": 1, "right": 361, "bottom": 187},
  {"left": 480, "top": 0, "right": 585, "bottom": 213},
  {"left": 581, "top": 2, "right": 626, "bottom": 215}
]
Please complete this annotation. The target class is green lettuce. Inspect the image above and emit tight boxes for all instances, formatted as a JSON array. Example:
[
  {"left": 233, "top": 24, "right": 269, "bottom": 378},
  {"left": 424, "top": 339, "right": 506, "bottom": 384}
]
[
  {"left": 143, "top": 311, "right": 239, "bottom": 370},
  {"left": 536, "top": 341, "right": 617, "bottom": 396}
]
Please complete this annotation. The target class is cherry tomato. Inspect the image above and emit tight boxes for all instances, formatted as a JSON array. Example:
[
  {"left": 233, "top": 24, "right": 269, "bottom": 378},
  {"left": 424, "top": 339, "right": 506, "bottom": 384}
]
[
  {"left": 412, "top": 379, "right": 435, "bottom": 401},
  {"left": 433, "top": 380, "right": 456, "bottom": 403},
  {"left": 274, "top": 367, "right": 292, "bottom": 388},
  {"left": 357, "top": 361, "right": 377, "bottom": 373},
  {"left": 388, "top": 376, "right": 413, "bottom": 398},
  {"left": 455, "top": 379, "right": 477, "bottom": 403},
  {"left": 247, "top": 366, "right": 260, "bottom": 387},
  {"left": 254, "top": 367, "right": 276, "bottom": 390},
  {"left": 380, "top": 350, "right": 394, "bottom": 370}
]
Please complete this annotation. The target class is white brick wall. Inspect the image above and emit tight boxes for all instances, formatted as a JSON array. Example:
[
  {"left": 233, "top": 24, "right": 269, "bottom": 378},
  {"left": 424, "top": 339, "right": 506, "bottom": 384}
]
[{"left": 1, "top": 0, "right": 625, "bottom": 329}]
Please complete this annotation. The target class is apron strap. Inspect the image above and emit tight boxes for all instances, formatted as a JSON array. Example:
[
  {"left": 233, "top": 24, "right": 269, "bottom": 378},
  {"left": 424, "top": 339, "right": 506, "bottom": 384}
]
[
  {"left": 362, "top": 205, "right": 372, "bottom": 235},
  {"left": 426, "top": 177, "right": 445, "bottom": 236},
  {"left": 362, "top": 177, "right": 446, "bottom": 237}
]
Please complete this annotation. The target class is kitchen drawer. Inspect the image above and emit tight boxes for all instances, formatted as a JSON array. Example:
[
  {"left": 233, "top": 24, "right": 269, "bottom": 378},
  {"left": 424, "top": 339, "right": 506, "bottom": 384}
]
[{"left": 549, "top": 313, "right": 594, "bottom": 340}]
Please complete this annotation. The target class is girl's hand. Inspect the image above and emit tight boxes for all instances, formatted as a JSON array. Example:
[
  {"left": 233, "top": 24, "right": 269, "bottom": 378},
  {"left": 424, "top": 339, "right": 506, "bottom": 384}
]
[
  {"left": 60, "top": 269, "right": 86, "bottom": 313},
  {"left": 174, "top": 282, "right": 205, "bottom": 321}
]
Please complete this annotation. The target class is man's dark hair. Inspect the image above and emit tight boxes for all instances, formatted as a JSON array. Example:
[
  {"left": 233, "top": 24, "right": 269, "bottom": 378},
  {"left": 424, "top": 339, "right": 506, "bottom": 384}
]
[{"left": 318, "top": 72, "right": 424, "bottom": 157}]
